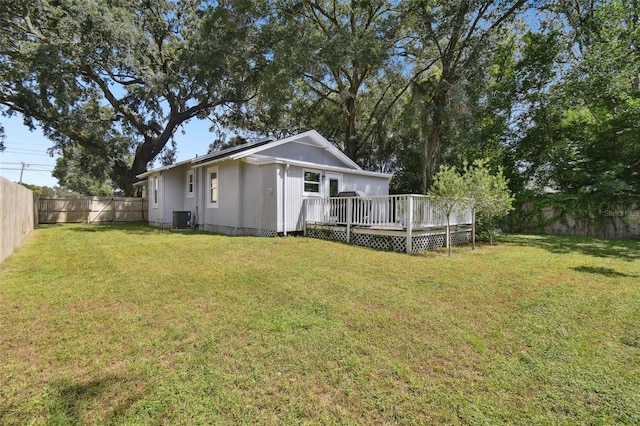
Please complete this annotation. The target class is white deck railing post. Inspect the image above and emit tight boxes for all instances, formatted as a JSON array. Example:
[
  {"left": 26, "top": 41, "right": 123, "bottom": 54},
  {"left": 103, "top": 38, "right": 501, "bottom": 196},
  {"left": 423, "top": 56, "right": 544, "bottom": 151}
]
[
  {"left": 346, "top": 197, "right": 352, "bottom": 244},
  {"left": 406, "top": 195, "right": 414, "bottom": 254},
  {"left": 303, "top": 199, "right": 307, "bottom": 236}
]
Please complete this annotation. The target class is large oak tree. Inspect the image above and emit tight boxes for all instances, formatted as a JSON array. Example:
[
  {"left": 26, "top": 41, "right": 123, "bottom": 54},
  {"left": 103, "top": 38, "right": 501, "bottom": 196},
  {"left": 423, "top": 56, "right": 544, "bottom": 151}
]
[{"left": 0, "top": 0, "right": 273, "bottom": 195}]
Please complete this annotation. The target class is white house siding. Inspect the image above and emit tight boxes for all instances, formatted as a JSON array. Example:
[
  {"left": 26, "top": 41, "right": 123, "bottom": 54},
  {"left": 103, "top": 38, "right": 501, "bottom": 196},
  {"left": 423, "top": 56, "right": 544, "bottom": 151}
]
[
  {"left": 163, "top": 164, "right": 190, "bottom": 223},
  {"left": 283, "top": 165, "right": 306, "bottom": 232},
  {"left": 198, "top": 161, "right": 280, "bottom": 236},
  {"left": 343, "top": 173, "right": 389, "bottom": 196},
  {"left": 261, "top": 164, "right": 278, "bottom": 233},
  {"left": 147, "top": 172, "right": 163, "bottom": 227},
  {"left": 239, "top": 162, "right": 269, "bottom": 235},
  {"left": 146, "top": 164, "right": 196, "bottom": 228},
  {"left": 201, "top": 160, "right": 242, "bottom": 234},
  {"left": 259, "top": 143, "right": 346, "bottom": 168}
]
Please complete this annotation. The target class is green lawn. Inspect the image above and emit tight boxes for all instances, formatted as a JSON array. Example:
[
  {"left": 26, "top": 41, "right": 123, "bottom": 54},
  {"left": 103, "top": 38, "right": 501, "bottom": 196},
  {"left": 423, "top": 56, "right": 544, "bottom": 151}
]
[{"left": 1, "top": 223, "right": 639, "bottom": 425}]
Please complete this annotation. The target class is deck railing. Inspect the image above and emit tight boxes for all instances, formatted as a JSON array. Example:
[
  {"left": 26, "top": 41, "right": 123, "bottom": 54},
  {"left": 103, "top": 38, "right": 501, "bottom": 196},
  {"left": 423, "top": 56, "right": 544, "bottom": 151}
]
[
  {"left": 303, "top": 194, "right": 473, "bottom": 254},
  {"left": 303, "top": 194, "right": 472, "bottom": 229}
]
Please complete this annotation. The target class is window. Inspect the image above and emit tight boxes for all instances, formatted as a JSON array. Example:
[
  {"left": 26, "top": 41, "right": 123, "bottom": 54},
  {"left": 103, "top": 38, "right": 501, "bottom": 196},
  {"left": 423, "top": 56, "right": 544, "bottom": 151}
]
[
  {"left": 303, "top": 170, "right": 321, "bottom": 194},
  {"left": 186, "top": 171, "right": 194, "bottom": 198},
  {"left": 151, "top": 176, "right": 159, "bottom": 208},
  {"left": 207, "top": 166, "right": 218, "bottom": 208}
]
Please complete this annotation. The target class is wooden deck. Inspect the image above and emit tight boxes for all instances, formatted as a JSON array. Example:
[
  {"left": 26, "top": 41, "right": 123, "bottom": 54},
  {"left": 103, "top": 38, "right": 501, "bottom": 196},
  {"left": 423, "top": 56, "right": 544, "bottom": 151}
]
[{"left": 303, "top": 195, "right": 473, "bottom": 253}]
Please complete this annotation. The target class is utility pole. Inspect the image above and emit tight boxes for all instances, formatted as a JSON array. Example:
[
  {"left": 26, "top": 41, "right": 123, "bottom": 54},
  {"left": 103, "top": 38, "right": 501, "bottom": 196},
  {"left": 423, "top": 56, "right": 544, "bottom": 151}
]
[{"left": 19, "top": 162, "right": 28, "bottom": 184}]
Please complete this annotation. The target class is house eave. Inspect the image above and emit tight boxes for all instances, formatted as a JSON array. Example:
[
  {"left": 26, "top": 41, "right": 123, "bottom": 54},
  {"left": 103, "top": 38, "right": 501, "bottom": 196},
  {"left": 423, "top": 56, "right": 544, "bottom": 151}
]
[
  {"left": 243, "top": 155, "right": 393, "bottom": 179},
  {"left": 191, "top": 156, "right": 227, "bottom": 169},
  {"left": 136, "top": 158, "right": 193, "bottom": 179}
]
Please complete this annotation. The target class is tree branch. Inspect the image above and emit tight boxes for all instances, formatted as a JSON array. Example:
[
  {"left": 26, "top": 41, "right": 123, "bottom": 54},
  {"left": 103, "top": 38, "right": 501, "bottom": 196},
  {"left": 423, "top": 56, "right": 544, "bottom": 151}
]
[{"left": 82, "top": 66, "right": 151, "bottom": 140}]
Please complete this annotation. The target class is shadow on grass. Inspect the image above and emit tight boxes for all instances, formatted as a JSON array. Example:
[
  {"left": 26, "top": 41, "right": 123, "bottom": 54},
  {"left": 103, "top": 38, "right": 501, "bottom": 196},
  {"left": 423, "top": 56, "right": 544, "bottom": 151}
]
[
  {"left": 0, "top": 375, "right": 141, "bottom": 424},
  {"left": 571, "top": 265, "right": 638, "bottom": 278},
  {"left": 504, "top": 234, "right": 640, "bottom": 261},
  {"left": 63, "top": 222, "right": 173, "bottom": 235},
  {"left": 62, "top": 222, "right": 271, "bottom": 238},
  {"left": 52, "top": 376, "right": 140, "bottom": 424}
]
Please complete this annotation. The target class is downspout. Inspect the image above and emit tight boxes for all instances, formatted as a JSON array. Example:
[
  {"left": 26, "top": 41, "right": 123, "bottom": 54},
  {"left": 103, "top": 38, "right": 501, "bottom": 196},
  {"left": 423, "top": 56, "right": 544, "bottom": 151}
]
[
  {"left": 282, "top": 163, "right": 289, "bottom": 236},
  {"left": 161, "top": 171, "right": 166, "bottom": 227},
  {"left": 193, "top": 167, "right": 199, "bottom": 229}
]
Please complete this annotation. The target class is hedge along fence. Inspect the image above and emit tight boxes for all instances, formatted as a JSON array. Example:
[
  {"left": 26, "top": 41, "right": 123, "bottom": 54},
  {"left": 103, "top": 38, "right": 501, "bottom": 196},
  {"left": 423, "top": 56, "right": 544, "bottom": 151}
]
[
  {"left": 1, "top": 177, "right": 38, "bottom": 264},
  {"left": 38, "top": 196, "right": 147, "bottom": 224},
  {"left": 505, "top": 193, "right": 640, "bottom": 239}
]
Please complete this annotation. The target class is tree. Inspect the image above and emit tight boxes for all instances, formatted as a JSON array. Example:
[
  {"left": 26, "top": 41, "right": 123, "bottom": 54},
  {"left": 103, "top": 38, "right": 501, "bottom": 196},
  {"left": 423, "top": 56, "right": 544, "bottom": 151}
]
[
  {"left": 464, "top": 159, "right": 514, "bottom": 247},
  {"left": 52, "top": 146, "right": 114, "bottom": 195},
  {"left": 428, "top": 164, "right": 467, "bottom": 256},
  {"left": 229, "top": 0, "right": 413, "bottom": 169},
  {"left": 0, "top": 0, "right": 274, "bottom": 195},
  {"left": 0, "top": 123, "right": 5, "bottom": 151},
  {"left": 514, "top": 1, "right": 640, "bottom": 196},
  {"left": 19, "top": 183, "right": 57, "bottom": 196},
  {"left": 207, "top": 135, "right": 248, "bottom": 154},
  {"left": 410, "top": 0, "right": 529, "bottom": 192}
]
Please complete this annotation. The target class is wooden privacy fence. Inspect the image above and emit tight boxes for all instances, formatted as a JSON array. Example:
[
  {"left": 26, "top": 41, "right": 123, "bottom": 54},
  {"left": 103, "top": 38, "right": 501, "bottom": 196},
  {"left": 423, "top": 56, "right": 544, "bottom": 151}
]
[
  {"left": 1, "top": 177, "right": 38, "bottom": 264},
  {"left": 38, "top": 196, "right": 147, "bottom": 224},
  {"left": 507, "top": 199, "right": 640, "bottom": 239}
]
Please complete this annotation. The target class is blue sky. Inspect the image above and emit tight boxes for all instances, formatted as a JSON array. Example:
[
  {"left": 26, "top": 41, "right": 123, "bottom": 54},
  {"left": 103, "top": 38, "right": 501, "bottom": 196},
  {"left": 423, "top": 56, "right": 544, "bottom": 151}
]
[{"left": 0, "top": 115, "right": 219, "bottom": 188}]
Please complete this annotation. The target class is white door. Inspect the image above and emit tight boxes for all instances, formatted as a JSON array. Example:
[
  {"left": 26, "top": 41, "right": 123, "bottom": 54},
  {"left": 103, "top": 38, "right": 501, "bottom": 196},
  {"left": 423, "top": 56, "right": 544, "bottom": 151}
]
[
  {"left": 324, "top": 172, "right": 343, "bottom": 222},
  {"left": 324, "top": 172, "right": 342, "bottom": 198}
]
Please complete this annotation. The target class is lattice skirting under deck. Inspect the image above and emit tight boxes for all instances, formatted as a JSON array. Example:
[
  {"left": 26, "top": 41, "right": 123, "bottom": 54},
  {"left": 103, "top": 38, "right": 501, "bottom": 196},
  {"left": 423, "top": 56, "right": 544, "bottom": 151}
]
[
  {"left": 305, "top": 224, "right": 471, "bottom": 254},
  {"left": 305, "top": 227, "right": 349, "bottom": 243},
  {"left": 351, "top": 233, "right": 406, "bottom": 252}
]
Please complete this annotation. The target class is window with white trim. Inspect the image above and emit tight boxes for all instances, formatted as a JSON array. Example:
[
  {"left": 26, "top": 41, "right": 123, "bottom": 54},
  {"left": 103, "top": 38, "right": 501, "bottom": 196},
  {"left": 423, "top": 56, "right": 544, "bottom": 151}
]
[
  {"left": 303, "top": 170, "right": 321, "bottom": 195},
  {"left": 207, "top": 166, "right": 219, "bottom": 208},
  {"left": 151, "top": 176, "right": 159, "bottom": 208},
  {"left": 186, "top": 171, "right": 194, "bottom": 198}
]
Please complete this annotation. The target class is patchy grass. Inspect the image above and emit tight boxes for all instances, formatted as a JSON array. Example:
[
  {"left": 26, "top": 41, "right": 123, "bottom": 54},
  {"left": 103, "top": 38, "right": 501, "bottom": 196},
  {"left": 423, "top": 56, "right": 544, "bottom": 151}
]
[{"left": 1, "top": 223, "right": 639, "bottom": 424}]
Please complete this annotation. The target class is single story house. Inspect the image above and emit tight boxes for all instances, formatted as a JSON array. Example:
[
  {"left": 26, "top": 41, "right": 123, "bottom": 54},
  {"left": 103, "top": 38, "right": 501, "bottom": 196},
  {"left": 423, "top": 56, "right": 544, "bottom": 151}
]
[{"left": 136, "top": 130, "right": 392, "bottom": 236}]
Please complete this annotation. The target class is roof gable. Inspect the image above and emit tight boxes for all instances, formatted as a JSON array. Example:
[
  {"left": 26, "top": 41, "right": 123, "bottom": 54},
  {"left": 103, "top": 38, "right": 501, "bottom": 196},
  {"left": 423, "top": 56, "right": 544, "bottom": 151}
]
[
  {"left": 137, "top": 130, "right": 363, "bottom": 179},
  {"left": 228, "top": 130, "right": 361, "bottom": 170},
  {"left": 191, "top": 137, "right": 274, "bottom": 166}
]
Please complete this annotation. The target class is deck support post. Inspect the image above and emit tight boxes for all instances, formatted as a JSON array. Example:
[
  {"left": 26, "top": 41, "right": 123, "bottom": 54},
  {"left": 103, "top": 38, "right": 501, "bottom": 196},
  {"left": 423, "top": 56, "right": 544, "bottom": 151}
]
[
  {"left": 406, "top": 195, "right": 414, "bottom": 254},
  {"left": 346, "top": 198, "right": 352, "bottom": 244},
  {"left": 302, "top": 199, "right": 307, "bottom": 236}
]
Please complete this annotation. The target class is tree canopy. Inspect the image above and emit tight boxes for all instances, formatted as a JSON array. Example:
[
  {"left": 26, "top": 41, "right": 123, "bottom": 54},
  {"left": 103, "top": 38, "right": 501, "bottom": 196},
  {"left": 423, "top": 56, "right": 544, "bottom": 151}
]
[
  {"left": 514, "top": 0, "right": 640, "bottom": 197},
  {"left": 1, "top": 0, "right": 637, "bottom": 200},
  {"left": 1, "top": 0, "right": 274, "bottom": 195}
]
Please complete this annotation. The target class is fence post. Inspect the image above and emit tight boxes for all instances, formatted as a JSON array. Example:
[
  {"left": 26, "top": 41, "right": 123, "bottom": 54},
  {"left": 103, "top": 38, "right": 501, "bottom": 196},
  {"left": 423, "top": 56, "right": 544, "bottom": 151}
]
[
  {"left": 346, "top": 197, "right": 352, "bottom": 244},
  {"left": 33, "top": 193, "right": 40, "bottom": 227},
  {"left": 406, "top": 195, "right": 414, "bottom": 254}
]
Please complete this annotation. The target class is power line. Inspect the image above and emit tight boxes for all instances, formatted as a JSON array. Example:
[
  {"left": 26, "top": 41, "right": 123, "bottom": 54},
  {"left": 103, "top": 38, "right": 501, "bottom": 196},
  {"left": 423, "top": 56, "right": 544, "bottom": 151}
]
[
  {"left": 1, "top": 167, "right": 54, "bottom": 171},
  {"left": 3, "top": 146, "right": 51, "bottom": 153},
  {"left": 1, "top": 161, "right": 55, "bottom": 167},
  {"left": 2, "top": 150, "right": 54, "bottom": 157}
]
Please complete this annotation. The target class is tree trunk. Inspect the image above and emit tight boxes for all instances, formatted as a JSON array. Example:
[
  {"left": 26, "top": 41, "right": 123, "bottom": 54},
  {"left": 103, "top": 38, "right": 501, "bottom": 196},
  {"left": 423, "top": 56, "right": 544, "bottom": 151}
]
[
  {"left": 111, "top": 162, "right": 141, "bottom": 197},
  {"left": 472, "top": 206, "right": 476, "bottom": 250},
  {"left": 423, "top": 90, "right": 447, "bottom": 193},
  {"left": 446, "top": 215, "right": 451, "bottom": 257},
  {"left": 488, "top": 218, "right": 494, "bottom": 246},
  {"left": 344, "top": 91, "right": 359, "bottom": 161}
]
